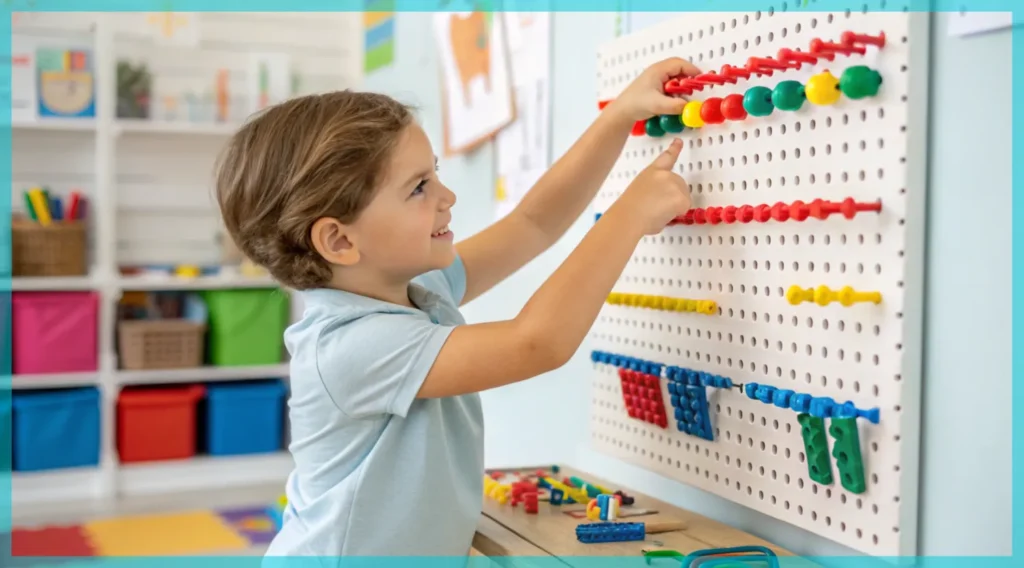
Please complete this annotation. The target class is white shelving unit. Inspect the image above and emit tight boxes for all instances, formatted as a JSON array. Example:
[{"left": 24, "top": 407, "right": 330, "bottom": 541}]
[{"left": 8, "top": 12, "right": 361, "bottom": 509}]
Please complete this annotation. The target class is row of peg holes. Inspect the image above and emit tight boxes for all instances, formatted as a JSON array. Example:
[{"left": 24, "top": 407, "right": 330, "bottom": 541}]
[
  {"left": 644, "top": 232, "right": 885, "bottom": 247},
  {"left": 634, "top": 254, "right": 886, "bottom": 274},
  {"left": 612, "top": 274, "right": 900, "bottom": 300},
  {"left": 600, "top": 7, "right": 909, "bottom": 89},
  {"left": 595, "top": 328, "right": 890, "bottom": 375}
]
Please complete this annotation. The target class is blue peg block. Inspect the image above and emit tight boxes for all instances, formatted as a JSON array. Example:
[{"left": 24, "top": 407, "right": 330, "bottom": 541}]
[
  {"left": 549, "top": 488, "right": 564, "bottom": 506},
  {"left": 576, "top": 522, "right": 646, "bottom": 543}
]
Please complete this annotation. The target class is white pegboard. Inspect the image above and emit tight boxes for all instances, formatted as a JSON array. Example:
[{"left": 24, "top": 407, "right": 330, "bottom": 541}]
[{"left": 589, "top": 7, "right": 928, "bottom": 557}]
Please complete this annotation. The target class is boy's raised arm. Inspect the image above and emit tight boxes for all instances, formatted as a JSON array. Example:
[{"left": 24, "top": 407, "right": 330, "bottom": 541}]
[
  {"left": 417, "top": 140, "right": 690, "bottom": 399},
  {"left": 455, "top": 57, "right": 701, "bottom": 306}
]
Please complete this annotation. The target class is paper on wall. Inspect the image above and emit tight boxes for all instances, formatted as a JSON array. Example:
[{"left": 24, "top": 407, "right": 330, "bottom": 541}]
[{"left": 494, "top": 12, "right": 551, "bottom": 221}]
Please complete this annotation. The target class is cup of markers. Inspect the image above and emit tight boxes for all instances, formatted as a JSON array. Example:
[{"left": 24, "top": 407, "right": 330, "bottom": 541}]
[{"left": 11, "top": 187, "right": 89, "bottom": 277}]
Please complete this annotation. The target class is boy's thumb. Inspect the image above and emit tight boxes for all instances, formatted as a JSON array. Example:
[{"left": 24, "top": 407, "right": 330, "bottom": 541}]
[{"left": 651, "top": 139, "right": 683, "bottom": 170}]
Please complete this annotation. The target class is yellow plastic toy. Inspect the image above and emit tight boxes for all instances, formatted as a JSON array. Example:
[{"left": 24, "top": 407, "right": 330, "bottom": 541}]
[
  {"left": 681, "top": 100, "right": 705, "bottom": 128},
  {"left": 786, "top": 285, "right": 882, "bottom": 307},
  {"left": 606, "top": 293, "right": 717, "bottom": 315},
  {"left": 805, "top": 71, "right": 842, "bottom": 106}
]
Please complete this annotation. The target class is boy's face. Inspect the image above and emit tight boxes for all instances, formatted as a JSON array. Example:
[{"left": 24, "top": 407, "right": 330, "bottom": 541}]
[{"left": 349, "top": 123, "right": 457, "bottom": 281}]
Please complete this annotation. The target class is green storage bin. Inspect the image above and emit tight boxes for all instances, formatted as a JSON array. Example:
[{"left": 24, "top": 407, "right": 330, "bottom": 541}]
[{"left": 203, "top": 289, "right": 290, "bottom": 366}]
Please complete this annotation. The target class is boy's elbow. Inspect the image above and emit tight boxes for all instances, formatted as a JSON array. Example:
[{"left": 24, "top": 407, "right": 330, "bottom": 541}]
[{"left": 517, "top": 321, "right": 573, "bottom": 373}]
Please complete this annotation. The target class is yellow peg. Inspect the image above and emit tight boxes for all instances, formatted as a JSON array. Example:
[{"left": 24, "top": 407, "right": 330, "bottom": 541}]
[
  {"left": 685, "top": 299, "right": 699, "bottom": 312},
  {"left": 698, "top": 300, "right": 718, "bottom": 315},
  {"left": 642, "top": 295, "right": 658, "bottom": 309},
  {"left": 813, "top": 285, "right": 836, "bottom": 307},
  {"left": 805, "top": 70, "right": 842, "bottom": 106},
  {"left": 607, "top": 292, "right": 620, "bottom": 305},
  {"left": 682, "top": 100, "right": 705, "bottom": 128},
  {"left": 662, "top": 298, "right": 678, "bottom": 310},
  {"left": 835, "top": 286, "right": 882, "bottom": 306},
  {"left": 786, "top": 285, "right": 815, "bottom": 306}
]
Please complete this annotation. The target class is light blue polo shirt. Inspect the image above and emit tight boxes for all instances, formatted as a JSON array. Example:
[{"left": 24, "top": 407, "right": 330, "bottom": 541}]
[{"left": 265, "top": 256, "right": 484, "bottom": 560}]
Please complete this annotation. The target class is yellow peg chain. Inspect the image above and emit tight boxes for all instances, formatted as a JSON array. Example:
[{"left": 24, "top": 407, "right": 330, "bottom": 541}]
[
  {"left": 786, "top": 285, "right": 882, "bottom": 307},
  {"left": 606, "top": 292, "right": 717, "bottom": 315}
]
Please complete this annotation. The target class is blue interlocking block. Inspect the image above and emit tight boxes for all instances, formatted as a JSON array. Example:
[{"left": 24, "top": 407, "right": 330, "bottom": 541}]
[
  {"left": 667, "top": 374, "right": 714, "bottom": 441},
  {"left": 576, "top": 522, "right": 646, "bottom": 543}
]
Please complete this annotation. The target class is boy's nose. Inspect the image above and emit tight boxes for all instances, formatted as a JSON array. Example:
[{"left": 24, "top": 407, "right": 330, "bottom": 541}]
[{"left": 439, "top": 184, "right": 457, "bottom": 208}]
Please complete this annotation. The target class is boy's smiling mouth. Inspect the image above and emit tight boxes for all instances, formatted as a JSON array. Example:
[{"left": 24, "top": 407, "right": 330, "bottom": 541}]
[{"left": 431, "top": 225, "right": 452, "bottom": 239}]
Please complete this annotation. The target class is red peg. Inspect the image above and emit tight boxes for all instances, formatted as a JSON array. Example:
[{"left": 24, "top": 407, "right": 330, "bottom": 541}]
[
  {"left": 810, "top": 37, "right": 866, "bottom": 56},
  {"left": 700, "top": 97, "right": 726, "bottom": 124},
  {"left": 723, "top": 205, "right": 737, "bottom": 224},
  {"left": 777, "top": 48, "right": 821, "bottom": 65},
  {"left": 790, "top": 200, "right": 810, "bottom": 221},
  {"left": 738, "top": 205, "right": 755, "bottom": 223},
  {"left": 754, "top": 204, "right": 771, "bottom": 222},
  {"left": 679, "top": 78, "right": 709, "bottom": 92},
  {"left": 720, "top": 64, "right": 752, "bottom": 80},
  {"left": 695, "top": 72, "right": 735, "bottom": 85},
  {"left": 721, "top": 94, "right": 748, "bottom": 121},
  {"left": 675, "top": 210, "right": 695, "bottom": 225},
  {"left": 706, "top": 207, "right": 723, "bottom": 224},
  {"left": 747, "top": 56, "right": 801, "bottom": 71},
  {"left": 598, "top": 99, "right": 612, "bottom": 110},
  {"left": 631, "top": 120, "right": 646, "bottom": 136},
  {"left": 841, "top": 30, "right": 886, "bottom": 48},
  {"left": 808, "top": 199, "right": 836, "bottom": 220},
  {"left": 771, "top": 202, "right": 790, "bottom": 222},
  {"left": 692, "top": 209, "right": 707, "bottom": 224},
  {"left": 664, "top": 78, "right": 693, "bottom": 95},
  {"left": 839, "top": 198, "right": 882, "bottom": 218}
]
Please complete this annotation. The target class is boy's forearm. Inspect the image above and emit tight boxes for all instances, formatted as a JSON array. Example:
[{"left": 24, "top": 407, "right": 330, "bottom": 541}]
[
  {"left": 513, "top": 105, "right": 636, "bottom": 244},
  {"left": 516, "top": 203, "right": 643, "bottom": 367}
]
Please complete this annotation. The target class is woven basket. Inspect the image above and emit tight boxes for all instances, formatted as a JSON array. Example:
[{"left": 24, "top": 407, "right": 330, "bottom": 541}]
[
  {"left": 118, "top": 319, "right": 206, "bottom": 370},
  {"left": 11, "top": 219, "right": 88, "bottom": 277}
]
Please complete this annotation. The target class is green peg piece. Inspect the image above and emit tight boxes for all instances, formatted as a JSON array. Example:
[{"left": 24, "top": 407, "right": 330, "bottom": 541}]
[
  {"left": 839, "top": 66, "right": 883, "bottom": 100},
  {"left": 797, "top": 413, "right": 834, "bottom": 486},
  {"left": 659, "top": 113, "right": 685, "bottom": 134},
  {"left": 771, "top": 80, "right": 806, "bottom": 112},
  {"left": 645, "top": 116, "right": 666, "bottom": 137},
  {"left": 742, "top": 86, "right": 775, "bottom": 117},
  {"left": 830, "top": 417, "right": 867, "bottom": 494}
]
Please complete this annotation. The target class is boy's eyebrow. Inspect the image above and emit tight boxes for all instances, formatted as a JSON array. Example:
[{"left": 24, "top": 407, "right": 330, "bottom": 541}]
[{"left": 398, "top": 156, "right": 438, "bottom": 190}]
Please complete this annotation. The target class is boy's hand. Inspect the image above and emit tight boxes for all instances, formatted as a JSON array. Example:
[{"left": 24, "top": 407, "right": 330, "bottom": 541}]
[
  {"left": 609, "top": 57, "right": 702, "bottom": 123},
  {"left": 613, "top": 138, "right": 691, "bottom": 235}
]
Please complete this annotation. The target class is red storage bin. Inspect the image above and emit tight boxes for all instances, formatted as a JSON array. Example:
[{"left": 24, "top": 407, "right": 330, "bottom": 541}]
[
  {"left": 117, "top": 385, "right": 205, "bottom": 463},
  {"left": 12, "top": 292, "right": 98, "bottom": 374}
]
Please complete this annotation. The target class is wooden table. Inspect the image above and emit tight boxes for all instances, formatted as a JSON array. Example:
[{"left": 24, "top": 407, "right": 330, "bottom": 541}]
[{"left": 473, "top": 465, "right": 794, "bottom": 566}]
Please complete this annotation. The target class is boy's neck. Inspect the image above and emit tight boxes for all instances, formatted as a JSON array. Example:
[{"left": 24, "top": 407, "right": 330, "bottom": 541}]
[{"left": 328, "top": 270, "right": 416, "bottom": 308}]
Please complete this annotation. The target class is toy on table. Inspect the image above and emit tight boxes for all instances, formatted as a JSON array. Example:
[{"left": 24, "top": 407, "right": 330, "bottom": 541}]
[{"left": 576, "top": 520, "right": 686, "bottom": 544}]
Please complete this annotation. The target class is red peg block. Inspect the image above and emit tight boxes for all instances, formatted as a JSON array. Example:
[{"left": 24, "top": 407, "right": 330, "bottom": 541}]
[
  {"left": 524, "top": 492, "right": 539, "bottom": 514},
  {"left": 810, "top": 37, "right": 866, "bottom": 56},
  {"left": 738, "top": 205, "right": 755, "bottom": 223},
  {"left": 723, "top": 205, "right": 737, "bottom": 224},
  {"left": 598, "top": 99, "right": 612, "bottom": 110},
  {"left": 790, "top": 201, "right": 810, "bottom": 221},
  {"left": 664, "top": 199, "right": 882, "bottom": 229},
  {"left": 771, "top": 202, "right": 790, "bottom": 222},
  {"left": 841, "top": 30, "right": 886, "bottom": 48},
  {"left": 664, "top": 78, "right": 693, "bottom": 95},
  {"left": 617, "top": 368, "right": 667, "bottom": 429},
  {"left": 754, "top": 204, "right": 771, "bottom": 222},
  {"left": 721, "top": 93, "right": 748, "bottom": 121},
  {"left": 777, "top": 47, "right": 820, "bottom": 65},
  {"left": 631, "top": 120, "right": 647, "bottom": 136},
  {"left": 706, "top": 206, "right": 722, "bottom": 224},
  {"left": 679, "top": 78, "right": 709, "bottom": 92},
  {"left": 700, "top": 97, "right": 726, "bottom": 124}
]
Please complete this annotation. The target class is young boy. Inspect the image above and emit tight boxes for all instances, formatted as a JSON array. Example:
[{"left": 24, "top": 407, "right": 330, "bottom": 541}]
[{"left": 215, "top": 57, "right": 698, "bottom": 557}]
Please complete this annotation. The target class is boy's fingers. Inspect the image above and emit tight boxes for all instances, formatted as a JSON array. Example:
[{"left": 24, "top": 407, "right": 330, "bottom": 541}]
[
  {"left": 651, "top": 139, "right": 683, "bottom": 170},
  {"left": 656, "top": 96, "right": 688, "bottom": 115},
  {"left": 654, "top": 57, "right": 701, "bottom": 81}
]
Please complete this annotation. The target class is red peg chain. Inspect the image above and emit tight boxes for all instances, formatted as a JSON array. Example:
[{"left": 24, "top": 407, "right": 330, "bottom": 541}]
[{"left": 668, "top": 198, "right": 882, "bottom": 227}]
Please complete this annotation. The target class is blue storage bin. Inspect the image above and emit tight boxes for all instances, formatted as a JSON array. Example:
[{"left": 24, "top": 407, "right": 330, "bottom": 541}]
[
  {"left": 12, "top": 386, "right": 100, "bottom": 471},
  {"left": 204, "top": 380, "right": 286, "bottom": 456},
  {"left": 1, "top": 394, "right": 11, "bottom": 474}
]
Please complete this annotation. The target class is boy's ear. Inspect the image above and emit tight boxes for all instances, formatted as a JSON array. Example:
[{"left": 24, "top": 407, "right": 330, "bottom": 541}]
[{"left": 310, "top": 217, "right": 360, "bottom": 266}]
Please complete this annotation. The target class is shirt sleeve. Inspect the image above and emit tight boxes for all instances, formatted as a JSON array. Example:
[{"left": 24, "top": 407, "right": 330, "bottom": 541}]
[
  {"left": 314, "top": 312, "right": 456, "bottom": 419},
  {"left": 441, "top": 254, "right": 468, "bottom": 305}
]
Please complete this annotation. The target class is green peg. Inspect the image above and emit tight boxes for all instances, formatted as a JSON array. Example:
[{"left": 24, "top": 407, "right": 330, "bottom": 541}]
[
  {"left": 645, "top": 116, "right": 666, "bottom": 137},
  {"left": 839, "top": 66, "right": 883, "bottom": 99},
  {"left": 742, "top": 86, "right": 774, "bottom": 117},
  {"left": 771, "top": 80, "right": 806, "bottom": 112},
  {"left": 659, "top": 114, "right": 685, "bottom": 134}
]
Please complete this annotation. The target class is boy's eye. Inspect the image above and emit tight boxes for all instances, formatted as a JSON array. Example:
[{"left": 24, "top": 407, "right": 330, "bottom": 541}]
[{"left": 412, "top": 180, "right": 427, "bottom": 196}]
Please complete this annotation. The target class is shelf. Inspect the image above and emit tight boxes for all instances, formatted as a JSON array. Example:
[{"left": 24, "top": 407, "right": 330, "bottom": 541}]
[
  {"left": 11, "top": 275, "right": 99, "bottom": 291},
  {"left": 10, "top": 465, "right": 106, "bottom": 505},
  {"left": 115, "top": 363, "right": 289, "bottom": 386},
  {"left": 11, "top": 117, "right": 96, "bottom": 132},
  {"left": 11, "top": 371, "right": 100, "bottom": 390},
  {"left": 117, "top": 273, "right": 280, "bottom": 291},
  {"left": 118, "top": 452, "right": 293, "bottom": 496},
  {"left": 115, "top": 119, "right": 240, "bottom": 136}
]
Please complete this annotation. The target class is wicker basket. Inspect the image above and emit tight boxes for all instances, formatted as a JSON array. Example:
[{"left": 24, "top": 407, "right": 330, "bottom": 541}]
[
  {"left": 118, "top": 319, "right": 206, "bottom": 370},
  {"left": 11, "top": 219, "right": 88, "bottom": 277}
]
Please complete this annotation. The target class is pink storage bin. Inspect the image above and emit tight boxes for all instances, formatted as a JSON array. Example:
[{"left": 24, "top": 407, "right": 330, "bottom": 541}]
[{"left": 13, "top": 292, "right": 98, "bottom": 374}]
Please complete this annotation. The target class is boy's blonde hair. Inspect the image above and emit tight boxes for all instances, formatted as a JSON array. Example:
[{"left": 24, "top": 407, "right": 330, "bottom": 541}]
[{"left": 215, "top": 90, "right": 414, "bottom": 290}]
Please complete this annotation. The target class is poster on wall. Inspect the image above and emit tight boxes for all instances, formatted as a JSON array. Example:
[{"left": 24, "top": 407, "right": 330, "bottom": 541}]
[
  {"left": 247, "top": 52, "right": 291, "bottom": 115},
  {"left": 494, "top": 12, "right": 551, "bottom": 221},
  {"left": 144, "top": 11, "right": 200, "bottom": 47},
  {"left": 9, "top": 36, "right": 37, "bottom": 123},
  {"left": 433, "top": 10, "right": 515, "bottom": 156},
  {"left": 364, "top": 0, "right": 395, "bottom": 73}
]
